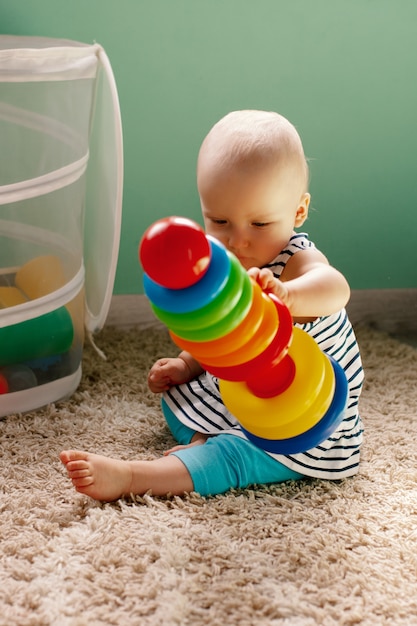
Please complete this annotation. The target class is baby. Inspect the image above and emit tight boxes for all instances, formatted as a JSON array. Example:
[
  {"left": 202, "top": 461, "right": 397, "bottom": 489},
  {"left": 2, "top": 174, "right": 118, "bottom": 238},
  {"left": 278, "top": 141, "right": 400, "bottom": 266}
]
[{"left": 61, "top": 110, "right": 364, "bottom": 500}]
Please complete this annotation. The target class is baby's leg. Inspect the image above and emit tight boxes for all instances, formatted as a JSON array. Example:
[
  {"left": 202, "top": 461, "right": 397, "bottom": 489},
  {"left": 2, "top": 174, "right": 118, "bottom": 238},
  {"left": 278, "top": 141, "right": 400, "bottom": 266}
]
[
  {"left": 170, "top": 434, "right": 305, "bottom": 496},
  {"left": 161, "top": 398, "right": 201, "bottom": 444},
  {"left": 60, "top": 450, "right": 193, "bottom": 501},
  {"left": 161, "top": 398, "right": 209, "bottom": 452}
]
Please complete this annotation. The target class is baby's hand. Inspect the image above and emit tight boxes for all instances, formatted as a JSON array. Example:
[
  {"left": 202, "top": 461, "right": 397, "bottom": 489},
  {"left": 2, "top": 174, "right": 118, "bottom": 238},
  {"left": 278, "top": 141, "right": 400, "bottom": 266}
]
[
  {"left": 147, "top": 357, "right": 192, "bottom": 393},
  {"left": 248, "top": 267, "right": 290, "bottom": 307}
]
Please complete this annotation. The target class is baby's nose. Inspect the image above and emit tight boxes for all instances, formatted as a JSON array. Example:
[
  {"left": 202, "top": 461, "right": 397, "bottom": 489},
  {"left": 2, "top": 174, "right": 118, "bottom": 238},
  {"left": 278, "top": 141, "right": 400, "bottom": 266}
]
[{"left": 228, "top": 228, "right": 249, "bottom": 249}]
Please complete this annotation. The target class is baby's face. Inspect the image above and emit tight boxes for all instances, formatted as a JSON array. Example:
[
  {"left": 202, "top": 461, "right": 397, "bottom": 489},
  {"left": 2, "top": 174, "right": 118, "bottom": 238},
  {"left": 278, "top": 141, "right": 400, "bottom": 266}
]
[{"left": 199, "top": 164, "right": 309, "bottom": 270}]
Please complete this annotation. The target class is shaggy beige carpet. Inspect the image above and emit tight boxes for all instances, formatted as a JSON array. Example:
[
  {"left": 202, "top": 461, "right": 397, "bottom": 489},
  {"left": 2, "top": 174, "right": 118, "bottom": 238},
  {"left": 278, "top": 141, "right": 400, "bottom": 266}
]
[{"left": 1, "top": 324, "right": 417, "bottom": 626}]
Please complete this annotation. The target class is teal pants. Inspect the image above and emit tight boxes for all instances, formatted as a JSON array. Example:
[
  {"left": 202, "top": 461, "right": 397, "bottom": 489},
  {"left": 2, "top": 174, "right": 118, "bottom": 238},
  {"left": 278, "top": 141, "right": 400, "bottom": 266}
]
[{"left": 161, "top": 399, "right": 304, "bottom": 496}]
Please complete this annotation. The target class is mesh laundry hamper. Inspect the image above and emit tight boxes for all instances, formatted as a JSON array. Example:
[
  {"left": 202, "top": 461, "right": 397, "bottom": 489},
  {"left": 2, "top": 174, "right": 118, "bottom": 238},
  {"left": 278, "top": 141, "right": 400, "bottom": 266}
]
[{"left": 0, "top": 36, "right": 123, "bottom": 417}]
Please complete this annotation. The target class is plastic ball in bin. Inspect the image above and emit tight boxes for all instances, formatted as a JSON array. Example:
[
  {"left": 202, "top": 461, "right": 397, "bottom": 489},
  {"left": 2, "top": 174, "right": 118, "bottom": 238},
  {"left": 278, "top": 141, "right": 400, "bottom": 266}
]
[
  {"left": 0, "top": 372, "right": 8, "bottom": 394},
  {"left": 0, "top": 364, "right": 38, "bottom": 394}
]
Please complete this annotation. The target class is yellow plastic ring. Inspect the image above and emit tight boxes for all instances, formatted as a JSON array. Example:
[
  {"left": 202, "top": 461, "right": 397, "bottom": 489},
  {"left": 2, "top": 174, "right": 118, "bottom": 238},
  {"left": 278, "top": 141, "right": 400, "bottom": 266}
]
[{"left": 219, "top": 328, "right": 335, "bottom": 439}]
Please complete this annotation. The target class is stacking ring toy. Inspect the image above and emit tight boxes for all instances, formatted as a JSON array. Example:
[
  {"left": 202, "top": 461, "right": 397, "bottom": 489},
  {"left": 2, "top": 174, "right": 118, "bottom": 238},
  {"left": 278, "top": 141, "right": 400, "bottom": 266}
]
[{"left": 139, "top": 216, "right": 348, "bottom": 454}]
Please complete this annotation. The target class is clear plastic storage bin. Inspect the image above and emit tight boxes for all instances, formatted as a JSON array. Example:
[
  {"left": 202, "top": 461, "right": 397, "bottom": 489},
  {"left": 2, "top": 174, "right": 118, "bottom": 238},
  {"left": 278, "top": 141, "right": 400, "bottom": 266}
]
[{"left": 0, "top": 36, "right": 123, "bottom": 417}]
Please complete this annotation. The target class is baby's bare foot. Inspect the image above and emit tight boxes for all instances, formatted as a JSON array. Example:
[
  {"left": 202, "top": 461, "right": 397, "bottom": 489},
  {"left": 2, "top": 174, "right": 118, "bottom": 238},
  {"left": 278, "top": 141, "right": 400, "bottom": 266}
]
[{"left": 60, "top": 450, "right": 133, "bottom": 501}]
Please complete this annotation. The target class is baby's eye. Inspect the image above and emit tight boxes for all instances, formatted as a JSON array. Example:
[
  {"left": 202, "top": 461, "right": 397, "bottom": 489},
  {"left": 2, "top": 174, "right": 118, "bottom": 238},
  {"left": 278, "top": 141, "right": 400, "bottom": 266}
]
[
  {"left": 212, "top": 218, "right": 227, "bottom": 225},
  {"left": 252, "top": 222, "right": 269, "bottom": 228}
]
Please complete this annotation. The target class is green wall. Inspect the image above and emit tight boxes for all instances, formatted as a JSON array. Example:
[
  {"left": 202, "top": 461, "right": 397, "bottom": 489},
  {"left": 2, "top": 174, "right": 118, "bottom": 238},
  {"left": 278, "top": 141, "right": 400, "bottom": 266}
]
[{"left": 1, "top": 0, "right": 416, "bottom": 292}]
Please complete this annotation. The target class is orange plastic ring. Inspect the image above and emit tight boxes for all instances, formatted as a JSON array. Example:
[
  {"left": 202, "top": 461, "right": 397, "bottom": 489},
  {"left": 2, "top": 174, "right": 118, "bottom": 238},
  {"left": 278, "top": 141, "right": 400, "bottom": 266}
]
[{"left": 196, "top": 293, "right": 278, "bottom": 366}]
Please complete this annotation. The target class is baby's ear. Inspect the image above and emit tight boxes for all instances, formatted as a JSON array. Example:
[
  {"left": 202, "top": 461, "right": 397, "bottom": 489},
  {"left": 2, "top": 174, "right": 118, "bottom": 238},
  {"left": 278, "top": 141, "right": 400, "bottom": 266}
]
[{"left": 294, "top": 193, "right": 310, "bottom": 227}]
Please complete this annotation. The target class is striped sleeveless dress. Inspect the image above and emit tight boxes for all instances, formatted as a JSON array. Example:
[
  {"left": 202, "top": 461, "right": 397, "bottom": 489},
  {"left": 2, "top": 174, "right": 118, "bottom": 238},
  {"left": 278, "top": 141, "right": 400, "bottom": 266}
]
[{"left": 163, "top": 233, "right": 364, "bottom": 480}]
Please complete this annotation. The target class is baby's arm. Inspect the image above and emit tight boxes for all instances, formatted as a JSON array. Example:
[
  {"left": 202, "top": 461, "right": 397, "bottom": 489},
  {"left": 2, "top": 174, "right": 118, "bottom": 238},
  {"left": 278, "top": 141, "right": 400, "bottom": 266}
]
[
  {"left": 148, "top": 351, "right": 204, "bottom": 393},
  {"left": 249, "top": 248, "right": 350, "bottom": 320}
]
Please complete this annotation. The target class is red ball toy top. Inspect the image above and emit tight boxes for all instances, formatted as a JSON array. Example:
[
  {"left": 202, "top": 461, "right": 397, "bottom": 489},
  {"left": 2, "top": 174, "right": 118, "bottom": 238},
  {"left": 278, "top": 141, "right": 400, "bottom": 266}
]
[{"left": 139, "top": 216, "right": 211, "bottom": 289}]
